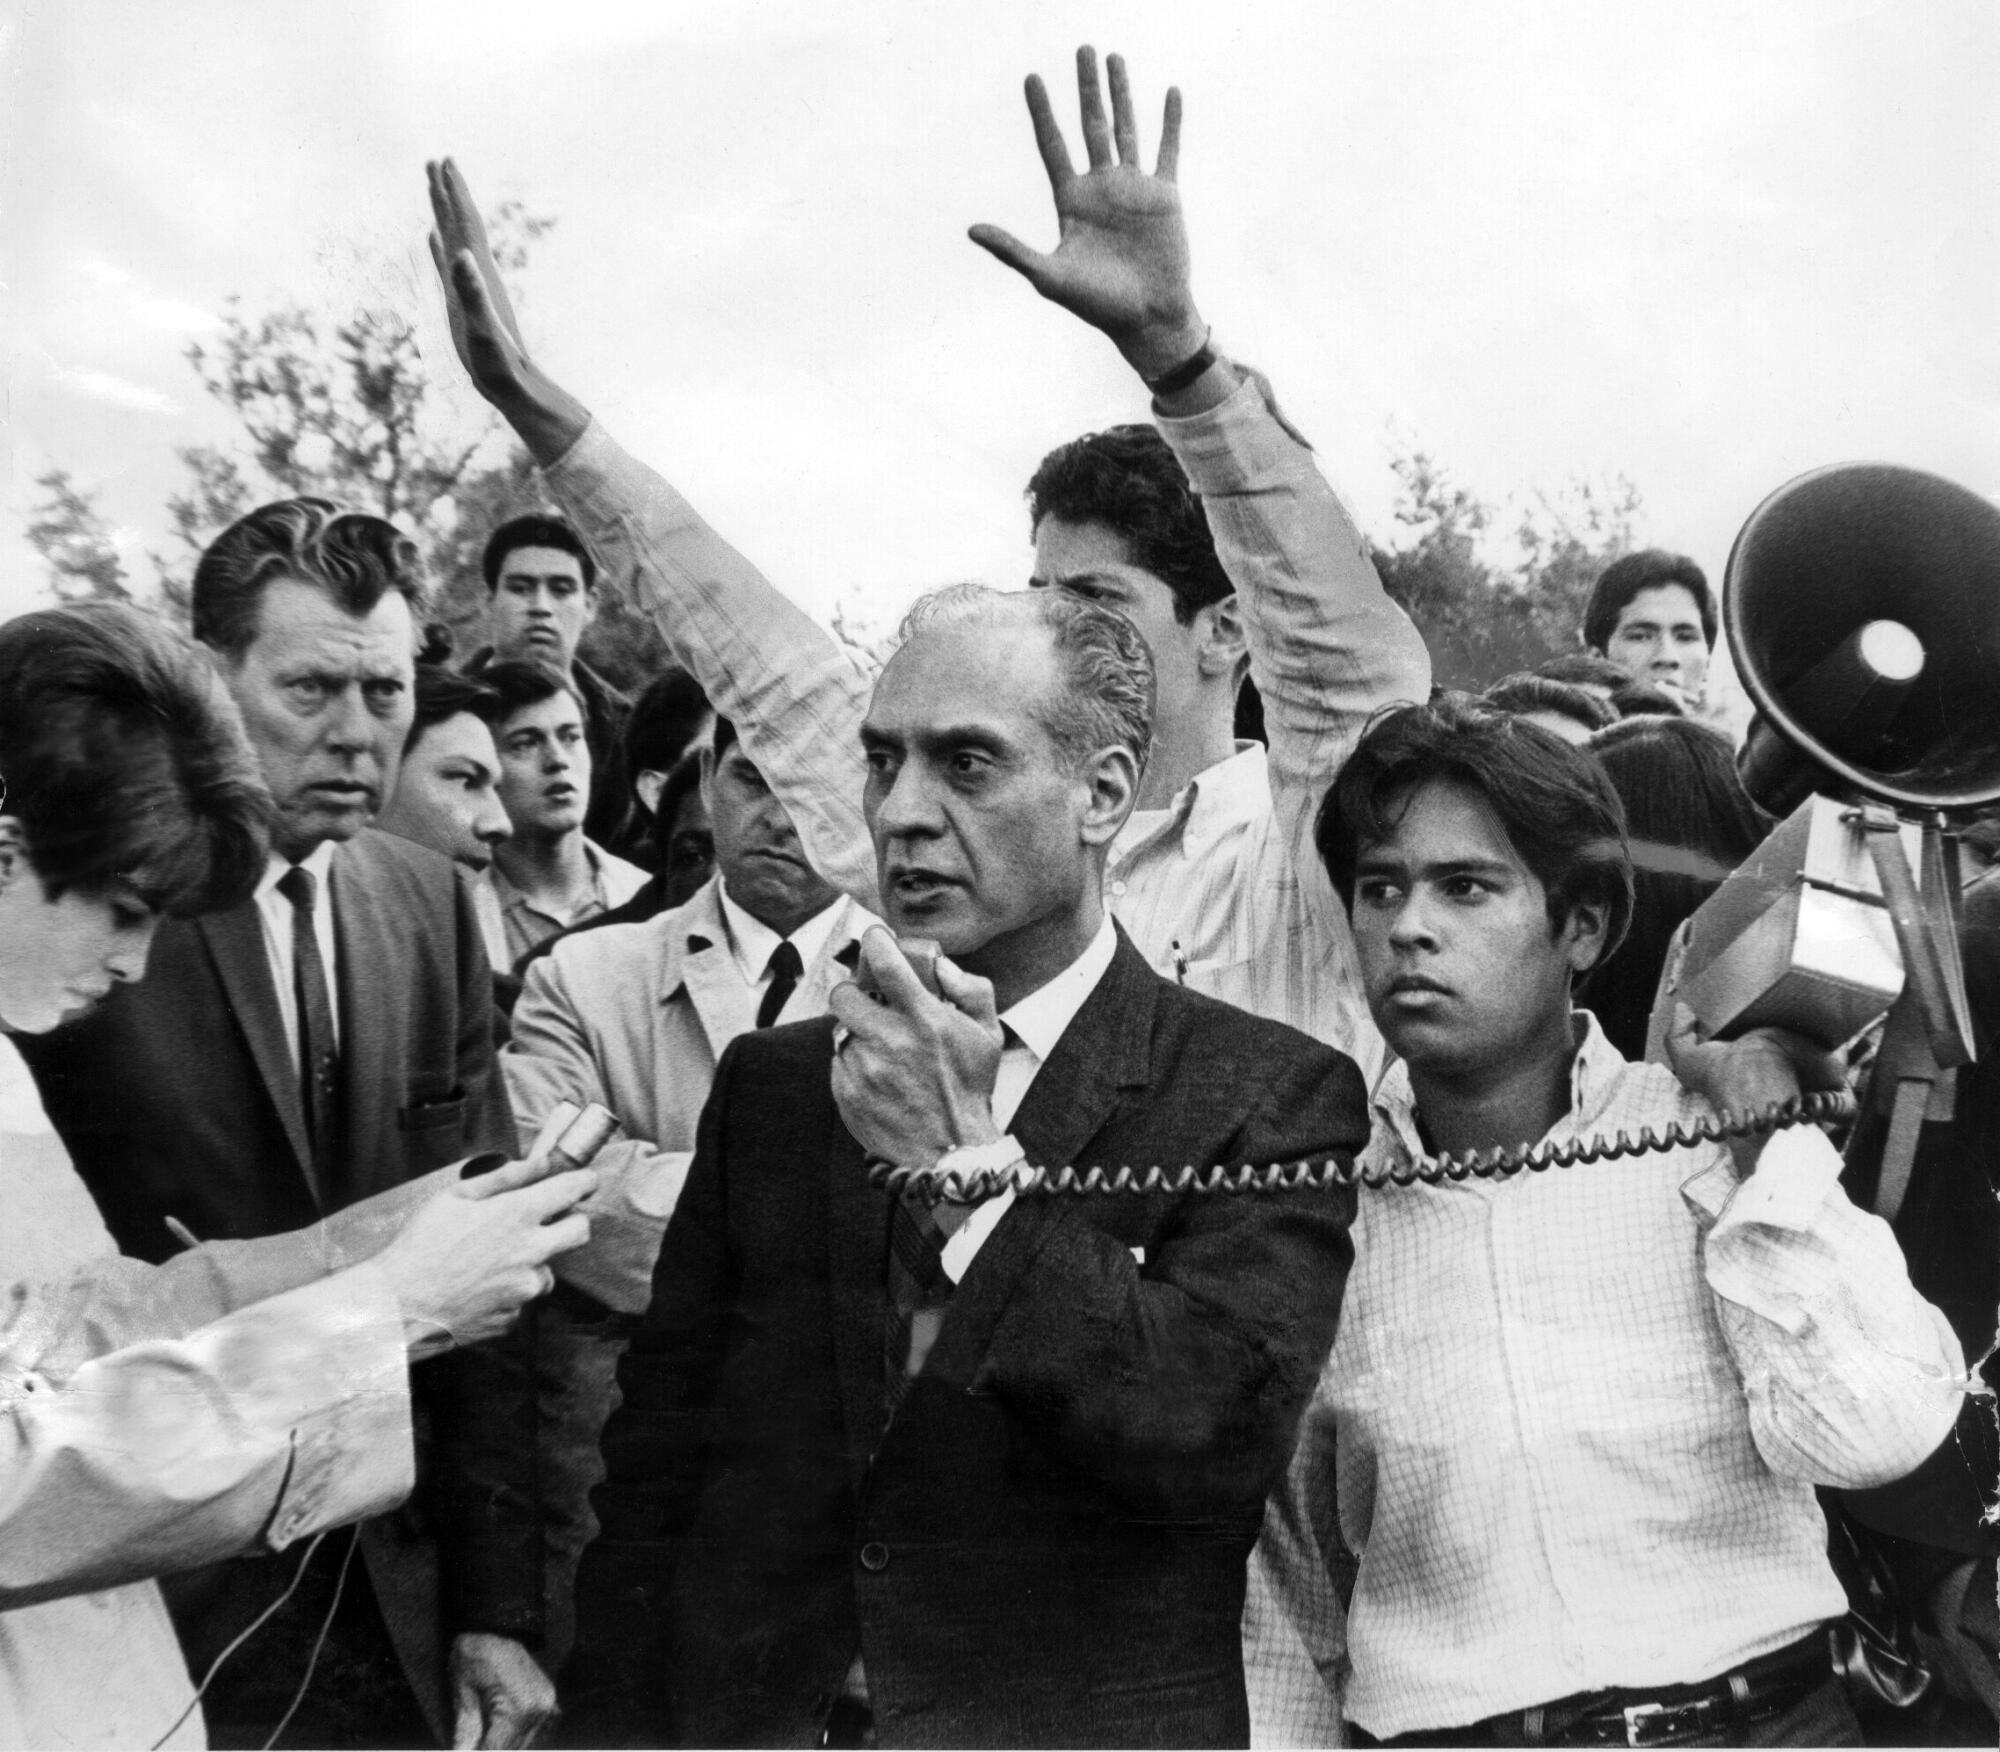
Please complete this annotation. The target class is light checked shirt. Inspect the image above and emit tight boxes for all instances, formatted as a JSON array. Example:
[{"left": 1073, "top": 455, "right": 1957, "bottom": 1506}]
[{"left": 1310, "top": 1014, "right": 1967, "bottom": 1739}]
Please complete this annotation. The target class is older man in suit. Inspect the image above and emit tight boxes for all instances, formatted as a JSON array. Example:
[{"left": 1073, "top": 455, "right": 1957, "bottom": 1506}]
[
  {"left": 577, "top": 585, "right": 1367, "bottom": 1748},
  {"left": 19, "top": 500, "right": 553, "bottom": 1749}
]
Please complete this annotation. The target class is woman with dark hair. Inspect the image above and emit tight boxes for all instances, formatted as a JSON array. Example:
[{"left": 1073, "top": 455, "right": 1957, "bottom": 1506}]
[
  {"left": 0, "top": 603, "right": 593, "bottom": 1748},
  {"left": 1579, "top": 713, "right": 1771, "bottom": 1058}
]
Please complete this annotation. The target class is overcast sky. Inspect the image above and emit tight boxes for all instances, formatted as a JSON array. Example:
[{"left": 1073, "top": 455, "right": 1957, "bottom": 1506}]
[{"left": 6, "top": 0, "right": 1997, "bottom": 656}]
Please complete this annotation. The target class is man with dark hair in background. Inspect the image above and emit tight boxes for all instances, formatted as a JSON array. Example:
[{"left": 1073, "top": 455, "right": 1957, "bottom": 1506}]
[
  {"left": 503, "top": 713, "right": 868, "bottom": 1725},
  {"left": 379, "top": 663, "right": 515, "bottom": 970},
  {"left": 483, "top": 658, "right": 647, "bottom": 968},
  {"left": 428, "top": 50, "right": 1430, "bottom": 1729},
  {"left": 603, "top": 668, "right": 713, "bottom": 866},
  {"left": 20, "top": 499, "right": 560, "bottom": 1749},
  {"left": 1579, "top": 548, "right": 1719, "bottom": 711},
  {"left": 472, "top": 513, "right": 631, "bottom": 845},
  {"left": 1302, "top": 694, "right": 1963, "bottom": 1748}
]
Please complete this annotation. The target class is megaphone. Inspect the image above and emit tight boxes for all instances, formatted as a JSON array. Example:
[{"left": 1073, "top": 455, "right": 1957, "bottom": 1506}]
[
  {"left": 1729, "top": 462, "right": 2000, "bottom": 817},
  {"left": 1667, "top": 462, "right": 2000, "bottom": 1217}
]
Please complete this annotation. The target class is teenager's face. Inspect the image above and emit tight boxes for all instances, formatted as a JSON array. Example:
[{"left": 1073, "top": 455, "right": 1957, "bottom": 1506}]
[
  {"left": 1349, "top": 778, "right": 1604, "bottom": 1081},
  {"left": 495, "top": 690, "right": 590, "bottom": 843},
  {"left": 0, "top": 829, "right": 157, "bottom": 1033},
  {"left": 1602, "top": 584, "right": 1710, "bottom": 707}
]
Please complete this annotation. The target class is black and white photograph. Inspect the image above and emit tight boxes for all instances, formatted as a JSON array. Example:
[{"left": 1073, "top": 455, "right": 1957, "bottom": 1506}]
[{"left": 3, "top": 3, "right": 1996, "bottom": 1748}]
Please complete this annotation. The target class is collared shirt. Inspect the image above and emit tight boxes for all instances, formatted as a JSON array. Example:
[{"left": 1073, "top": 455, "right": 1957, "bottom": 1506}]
[
  {"left": 936, "top": 914, "right": 1119, "bottom": 1284},
  {"left": 1316, "top": 1014, "right": 1966, "bottom": 1739},
  {"left": 716, "top": 878, "right": 848, "bottom": 1020},
  {"left": 492, "top": 836, "right": 649, "bottom": 967},
  {"left": 252, "top": 842, "right": 340, "bottom": 1062},
  {"left": 544, "top": 372, "right": 1427, "bottom": 1089},
  {"left": 544, "top": 366, "right": 1431, "bottom": 1747}
]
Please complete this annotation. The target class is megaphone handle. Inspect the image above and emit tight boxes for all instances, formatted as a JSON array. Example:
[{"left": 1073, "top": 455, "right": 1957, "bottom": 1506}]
[{"left": 1856, "top": 812, "right": 1975, "bottom": 1069}]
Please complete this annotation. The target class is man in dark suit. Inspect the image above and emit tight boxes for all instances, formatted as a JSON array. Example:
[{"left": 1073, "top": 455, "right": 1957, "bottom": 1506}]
[
  {"left": 578, "top": 583, "right": 1367, "bottom": 1748},
  {"left": 20, "top": 499, "right": 554, "bottom": 1749}
]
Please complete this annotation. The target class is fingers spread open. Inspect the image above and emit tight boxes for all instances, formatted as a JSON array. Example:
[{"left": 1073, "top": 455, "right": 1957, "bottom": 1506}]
[
  {"left": 1023, "top": 73, "right": 1074, "bottom": 192},
  {"left": 1075, "top": 45, "right": 1113, "bottom": 168},
  {"left": 1106, "top": 54, "right": 1140, "bottom": 166},
  {"left": 1156, "top": 86, "right": 1183, "bottom": 182}
]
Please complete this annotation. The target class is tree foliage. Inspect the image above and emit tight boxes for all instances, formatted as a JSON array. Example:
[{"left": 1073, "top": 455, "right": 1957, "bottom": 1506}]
[
  {"left": 25, "top": 469, "right": 132, "bottom": 604},
  {"left": 1372, "top": 445, "right": 1641, "bottom": 690},
  {"left": 32, "top": 199, "right": 669, "bottom": 689}
]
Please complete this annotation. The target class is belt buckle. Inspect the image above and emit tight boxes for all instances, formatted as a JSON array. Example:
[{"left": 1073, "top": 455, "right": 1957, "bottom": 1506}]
[{"left": 1621, "top": 1701, "right": 1672, "bottom": 1747}]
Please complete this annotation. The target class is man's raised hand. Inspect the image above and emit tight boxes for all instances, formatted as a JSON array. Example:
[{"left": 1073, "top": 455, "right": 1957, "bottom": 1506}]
[
  {"left": 425, "top": 156, "right": 589, "bottom": 463},
  {"left": 969, "top": 47, "right": 1206, "bottom": 381}
]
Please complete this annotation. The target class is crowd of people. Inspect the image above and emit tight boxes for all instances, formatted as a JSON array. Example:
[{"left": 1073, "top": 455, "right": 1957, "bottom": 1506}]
[{"left": 2, "top": 45, "right": 1995, "bottom": 1752}]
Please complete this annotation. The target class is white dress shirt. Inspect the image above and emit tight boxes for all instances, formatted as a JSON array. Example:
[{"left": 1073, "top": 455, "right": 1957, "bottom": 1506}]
[
  {"left": 1316, "top": 1014, "right": 1967, "bottom": 1739},
  {"left": 252, "top": 841, "right": 340, "bottom": 1061},
  {"left": 716, "top": 878, "right": 848, "bottom": 1017},
  {"left": 935, "top": 915, "right": 1119, "bottom": 1285}
]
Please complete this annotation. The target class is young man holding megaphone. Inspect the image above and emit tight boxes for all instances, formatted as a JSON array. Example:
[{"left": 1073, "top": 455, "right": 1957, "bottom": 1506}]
[{"left": 1299, "top": 694, "right": 1967, "bottom": 1749}]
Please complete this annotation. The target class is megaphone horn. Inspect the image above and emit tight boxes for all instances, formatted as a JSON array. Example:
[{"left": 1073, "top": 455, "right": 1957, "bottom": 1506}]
[{"left": 1728, "top": 462, "right": 2000, "bottom": 817}]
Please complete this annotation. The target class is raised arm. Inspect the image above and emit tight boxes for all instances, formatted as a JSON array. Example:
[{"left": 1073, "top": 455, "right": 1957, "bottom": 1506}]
[
  {"left": 426, "top": 159, "right": 877, "bottom": 908},
  {"left": 973, "top": 49, "right": 1431, "bottom": 909}
]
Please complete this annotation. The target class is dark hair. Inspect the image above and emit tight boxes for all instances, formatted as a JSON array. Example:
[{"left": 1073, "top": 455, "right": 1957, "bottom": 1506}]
[
  {"left": 625, "top": 669, "right": 711, "bottom": 776},
  {"left": 1482, "top": 672, "right": 1617, "bottom": 736},
  {"left": 0, "top": 602, "right": 270, "bottom": 915},
  {"left": 407, "top": 664, "right": 501, "bottom": 751},
  {"left": 481, "top": 514, "right": 597, "bottom": 595},
  {"left": 192, "top": 497, "right": 427, "bottom": 660},
  {"left": 478, "top": 657, "right": 578, "bottom": 722},
  {"left": 1535, "top": 652, "right": 1632, "bottom": 693},
  {"left": 1578, "top": 716, "right": 1769, "bottom": 1057},
  {"left": 1315, "top": 692, "right": 1633, "bottom": 957},
  {"left": 1581, "top": 549, "right": 1717, "bottom": 653},
  {"left": 1026, "top": 424, "right": 1231, "bottom": 625},
  {"left": 1608, "top": 679, "right": 1687, "bottom": 719}
]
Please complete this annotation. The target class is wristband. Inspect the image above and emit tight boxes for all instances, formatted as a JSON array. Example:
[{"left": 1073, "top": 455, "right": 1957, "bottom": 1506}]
[{"left": 1142, "top": 329, "right": 1216, "bottom": 397}]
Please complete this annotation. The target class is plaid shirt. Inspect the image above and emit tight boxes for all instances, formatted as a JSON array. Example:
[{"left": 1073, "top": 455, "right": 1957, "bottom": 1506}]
[{"left": 1304, "top": 1015, "right": 1967, "bottom": 1739}]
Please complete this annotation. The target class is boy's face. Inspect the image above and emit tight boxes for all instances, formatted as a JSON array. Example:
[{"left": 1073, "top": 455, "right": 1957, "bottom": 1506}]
[{"left": 1350, "top": 777, "right": 1605, "bottom": 1082}]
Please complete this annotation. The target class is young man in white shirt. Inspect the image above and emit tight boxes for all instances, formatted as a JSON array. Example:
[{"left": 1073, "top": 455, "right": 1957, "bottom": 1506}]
[
  {"left": 1306, "top": 693, "right": 1966, "bottom": 1748},
  {"left": 482, "top": 658, "right": 647, "bottom": 969}
]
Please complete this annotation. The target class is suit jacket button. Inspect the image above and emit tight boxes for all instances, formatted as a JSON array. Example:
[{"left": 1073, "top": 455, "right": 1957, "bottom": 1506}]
[{"left": 859, "top": 1541, "right": 889, "bottom": 1572}]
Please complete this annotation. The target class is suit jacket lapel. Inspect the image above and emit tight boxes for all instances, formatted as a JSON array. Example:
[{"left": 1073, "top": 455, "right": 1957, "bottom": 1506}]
[
  {"left": 1008, "top": 925, "right": 1157, "bottom": 1176},
  {"left": 330, "top": 843, "right": 395, "bottom": 1202},
  {"left": 198, "top": 903, "right": 314, "bottom": 1184}
]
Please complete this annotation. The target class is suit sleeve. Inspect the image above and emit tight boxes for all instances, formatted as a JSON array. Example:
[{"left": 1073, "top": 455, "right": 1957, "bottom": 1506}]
[
  {"left": 425, "top": 873, "right": 545, "bottom": 1644},
  {"left": 589, "top": 1036, "right": 743, "bottom": 1551},
  {"left": 504, "top": 949, "right": 691, "bottom": 1315},
  {"left": 928, "top": 1039, "right": 1366, "bottom": 1522},
  {"left": 0, "top": 1262, "right": 413, "bottom": 1609}
]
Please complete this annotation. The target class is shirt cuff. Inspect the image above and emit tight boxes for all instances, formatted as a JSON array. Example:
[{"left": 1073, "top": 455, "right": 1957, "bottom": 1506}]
[
  {"left": 1155, "top": 365, "right": 1318, "bottom": 486},
  {"left": 246, "top": 1264, "right": 415, "bottom": 1550},
  {"left": 1682, "top": 1121, "right": 1842, "bottom": 1233},
  {"left": 939, "top": 1188, "right": 1017, "bottom": 1284}
]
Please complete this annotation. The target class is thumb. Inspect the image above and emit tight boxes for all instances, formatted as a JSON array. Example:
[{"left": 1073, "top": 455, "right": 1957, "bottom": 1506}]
[
  {"left": 452, "top": 1690, "right": 484, "bottom": 1750},
  {"left": 933, "top": 952, "right": 999, "bottom": 1032},
  {"left": 856, "top": 926, "right": 928, "bottom": 1014},
  {"left": 968, "top": 223, "right": 1054, "bottom": 290}
]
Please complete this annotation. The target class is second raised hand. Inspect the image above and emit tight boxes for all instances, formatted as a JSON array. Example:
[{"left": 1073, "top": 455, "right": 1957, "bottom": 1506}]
[{"left": 968, "top": 46, "right": 1207, "bottom": 380}]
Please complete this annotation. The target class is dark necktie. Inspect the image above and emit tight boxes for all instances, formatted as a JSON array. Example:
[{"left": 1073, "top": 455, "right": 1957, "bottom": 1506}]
[
  {"left": 755, "top": 938, "right": 804, "bottom": 1029},
  {"left": 883, "top": 1189, "right": 949, "bottom": 1417},
  {"left": 276, "top": 864, "right": 341, "bottom": 1202}
]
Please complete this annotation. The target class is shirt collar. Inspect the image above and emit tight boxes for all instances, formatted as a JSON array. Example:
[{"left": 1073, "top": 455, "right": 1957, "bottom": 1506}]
[
  {"left": 1370, "top": 1010, "right": 1625, "bottom": 1160},
  {"left": 715, "top": 879, "right": 846, "bottom": 983},
  {"left": 998, "top": 914, "right": 1119, "bottom": 1065},
  {"left": 1117, "top": 742, "right": 1271, "bottom": 862},
  {"left": 492, "top": 837, "right": 613, "bottom": 921},
  {"left": 257, "top": 838, "right": 337, "bottom": 902}
]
